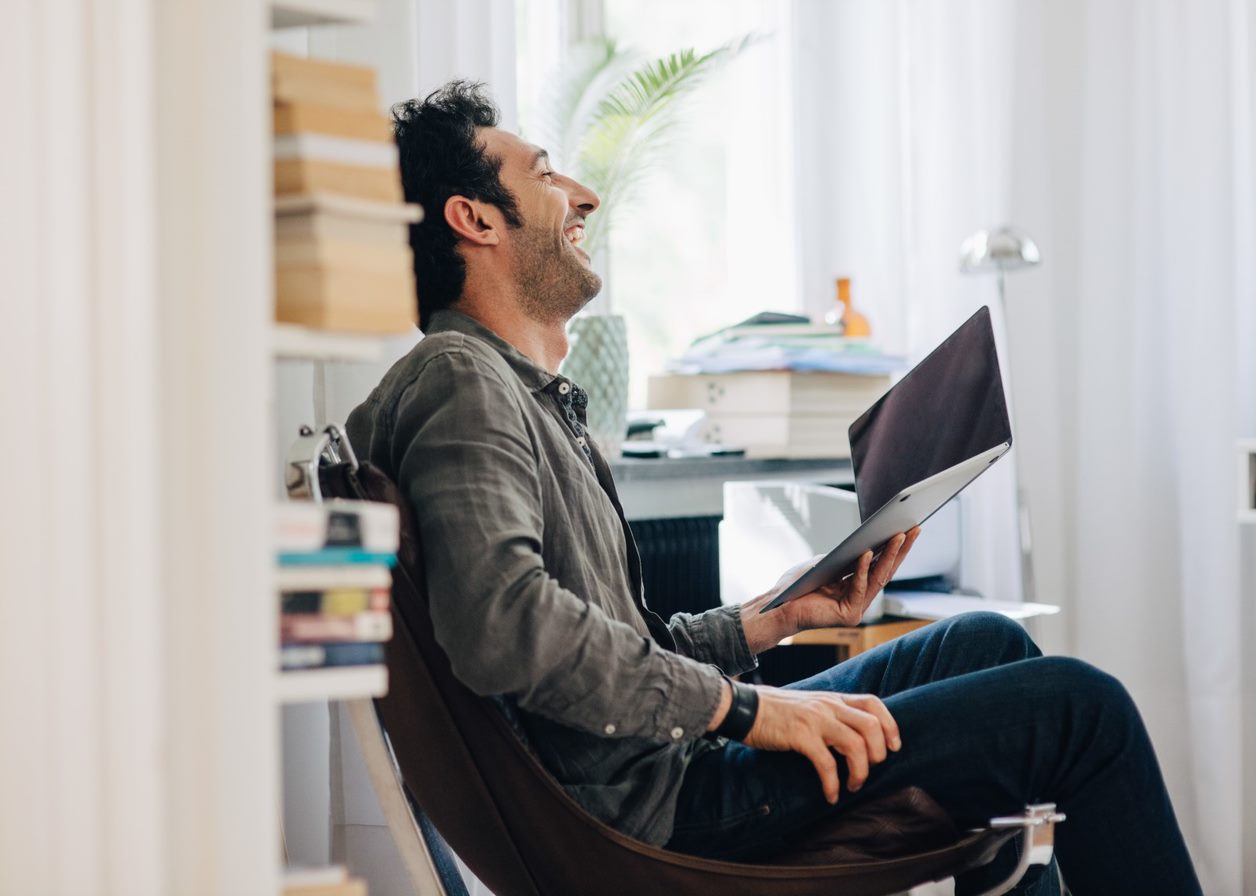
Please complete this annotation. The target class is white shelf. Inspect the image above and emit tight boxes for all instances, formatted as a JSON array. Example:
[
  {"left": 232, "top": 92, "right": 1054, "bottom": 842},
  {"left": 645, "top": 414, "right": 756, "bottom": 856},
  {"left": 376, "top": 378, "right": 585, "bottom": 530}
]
[
  {"left": 273, "top": 322, "right": 387, "bottom": 362},
  {"left": 275, "top": 664, "right": 388, "bottom": 703},
  {"left": 271, "top": 0, "right": 376, "bottom": 28}
]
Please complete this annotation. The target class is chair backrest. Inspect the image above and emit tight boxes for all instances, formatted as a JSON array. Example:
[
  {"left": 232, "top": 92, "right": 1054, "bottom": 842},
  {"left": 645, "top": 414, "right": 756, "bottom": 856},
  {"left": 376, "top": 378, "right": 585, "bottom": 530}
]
[{"left": 319, "top": 461, "right": 1013, "bottom": 896}]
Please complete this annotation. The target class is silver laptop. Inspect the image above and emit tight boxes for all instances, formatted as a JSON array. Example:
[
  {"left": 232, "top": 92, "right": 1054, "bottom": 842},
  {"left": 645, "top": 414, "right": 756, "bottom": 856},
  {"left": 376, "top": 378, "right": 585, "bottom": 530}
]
[{"left": 761, "top": 305, "right": 1012, "bottom": 612}]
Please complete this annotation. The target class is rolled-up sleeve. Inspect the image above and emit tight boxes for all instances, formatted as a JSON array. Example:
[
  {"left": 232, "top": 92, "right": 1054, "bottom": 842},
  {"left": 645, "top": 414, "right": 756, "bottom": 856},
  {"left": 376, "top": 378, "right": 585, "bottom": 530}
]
[
  {"left": 393, "top": 346, "right": 725, "bottom": 743},
  {"left": 667, "top": 605, "right": 758, "bottom": 676}
]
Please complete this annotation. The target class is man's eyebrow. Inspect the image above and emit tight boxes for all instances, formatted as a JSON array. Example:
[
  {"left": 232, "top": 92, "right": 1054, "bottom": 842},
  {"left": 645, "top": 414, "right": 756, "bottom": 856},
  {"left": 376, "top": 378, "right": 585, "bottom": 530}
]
[{"left": 530, "top": 149, "right": 550, "bottom": 170}]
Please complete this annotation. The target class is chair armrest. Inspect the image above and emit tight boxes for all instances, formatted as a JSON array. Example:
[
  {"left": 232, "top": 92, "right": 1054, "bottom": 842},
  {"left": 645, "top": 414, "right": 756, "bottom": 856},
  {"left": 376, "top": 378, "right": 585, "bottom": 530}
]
[{"left": 972, "top": 804, "right": 1067, "bottom": 896}]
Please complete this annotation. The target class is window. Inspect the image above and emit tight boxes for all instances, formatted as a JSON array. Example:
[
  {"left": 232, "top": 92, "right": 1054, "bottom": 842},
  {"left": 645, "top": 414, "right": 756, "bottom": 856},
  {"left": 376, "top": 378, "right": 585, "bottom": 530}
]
[{"left": 517, "top": 0, "right": 798, "bottom": 404}]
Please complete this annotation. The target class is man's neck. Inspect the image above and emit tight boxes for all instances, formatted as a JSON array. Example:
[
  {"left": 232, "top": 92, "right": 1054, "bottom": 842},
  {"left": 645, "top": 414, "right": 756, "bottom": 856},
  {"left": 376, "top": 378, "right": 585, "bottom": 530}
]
[{"left": 455, "top": 286, "right": 570, "bottom": 375}]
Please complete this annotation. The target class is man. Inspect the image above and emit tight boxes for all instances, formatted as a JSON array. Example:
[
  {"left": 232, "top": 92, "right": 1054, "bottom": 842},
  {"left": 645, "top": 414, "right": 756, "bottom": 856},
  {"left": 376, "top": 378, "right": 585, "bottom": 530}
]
[{"left": 345, "top": 82, "right": 1201, "bottom": 895}]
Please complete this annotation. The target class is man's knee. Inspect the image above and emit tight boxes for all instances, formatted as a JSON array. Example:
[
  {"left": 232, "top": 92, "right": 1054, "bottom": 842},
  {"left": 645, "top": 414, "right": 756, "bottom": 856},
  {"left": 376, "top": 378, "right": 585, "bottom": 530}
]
[
  {"left": 936, "top": 611, "right": 1042, "bottom": 661},
  {"left": 1034, "top": 656, "right": 1139, "bottom": 723}
]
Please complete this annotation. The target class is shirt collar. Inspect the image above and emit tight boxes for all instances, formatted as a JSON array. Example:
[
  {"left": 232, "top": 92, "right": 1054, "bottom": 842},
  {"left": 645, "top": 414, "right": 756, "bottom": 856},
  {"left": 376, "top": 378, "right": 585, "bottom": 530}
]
[{"left": 425, "top": 308, "right": 562, "bottom": 394}]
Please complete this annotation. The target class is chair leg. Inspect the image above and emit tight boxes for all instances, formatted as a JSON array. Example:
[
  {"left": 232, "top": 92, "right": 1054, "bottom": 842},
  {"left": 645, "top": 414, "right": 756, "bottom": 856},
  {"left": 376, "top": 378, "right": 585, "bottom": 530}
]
[
  {"left": 971, "top": 804, "right": 1066, "bottom": 896},
  {"left": 343, "top": 698, "right": 454, "bottom": 896}
]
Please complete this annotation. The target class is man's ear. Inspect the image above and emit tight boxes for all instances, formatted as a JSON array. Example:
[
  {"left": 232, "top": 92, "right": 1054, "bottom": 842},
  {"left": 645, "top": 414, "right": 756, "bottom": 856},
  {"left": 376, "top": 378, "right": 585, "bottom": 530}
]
[{"left": 444, "top": 195, "right": 500, "bottom": 247}]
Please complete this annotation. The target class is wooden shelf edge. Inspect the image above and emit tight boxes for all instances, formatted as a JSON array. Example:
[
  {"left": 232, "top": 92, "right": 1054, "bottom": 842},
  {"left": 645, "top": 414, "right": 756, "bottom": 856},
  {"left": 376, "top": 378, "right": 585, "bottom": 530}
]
[
  {"left": 271, "top": 0, "right": 377, "bottom": 29},
  {"left": 273, "top": 322, "right": 388, "bottom": 362},
  {"left": 275, "top": 665, "right": 388, "bottom": 703}
]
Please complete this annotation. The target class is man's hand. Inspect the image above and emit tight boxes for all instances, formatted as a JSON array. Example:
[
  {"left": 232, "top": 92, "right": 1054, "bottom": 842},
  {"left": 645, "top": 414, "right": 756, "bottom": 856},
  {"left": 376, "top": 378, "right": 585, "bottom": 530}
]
[
  {"left": 739, "top": 527, "right": 922, "bottom": 653},
  {"left": 746, "top": 687, "right": 901, "bottom": 804}
]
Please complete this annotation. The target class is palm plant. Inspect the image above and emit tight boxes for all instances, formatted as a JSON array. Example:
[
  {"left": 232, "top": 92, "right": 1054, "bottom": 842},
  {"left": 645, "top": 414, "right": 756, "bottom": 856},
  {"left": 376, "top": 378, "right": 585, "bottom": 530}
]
[{"left": 530, "top": 34, "right": 758, "bottom": 263}]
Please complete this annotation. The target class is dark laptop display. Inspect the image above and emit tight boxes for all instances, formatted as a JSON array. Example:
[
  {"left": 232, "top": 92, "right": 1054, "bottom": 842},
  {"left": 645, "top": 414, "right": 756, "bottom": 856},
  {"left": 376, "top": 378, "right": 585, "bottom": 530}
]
[{"left": 848, "top": 306, "right": 1012, "bottom": 520}]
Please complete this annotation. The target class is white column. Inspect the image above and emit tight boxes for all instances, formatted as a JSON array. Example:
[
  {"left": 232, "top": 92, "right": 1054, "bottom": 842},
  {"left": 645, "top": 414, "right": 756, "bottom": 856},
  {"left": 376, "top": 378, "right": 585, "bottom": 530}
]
[
  {"left": 3, "top": 0, "right": 276, "bottom": 893},
  {"left": 153, "top": 0, "right": 277, "bottom": 893}
]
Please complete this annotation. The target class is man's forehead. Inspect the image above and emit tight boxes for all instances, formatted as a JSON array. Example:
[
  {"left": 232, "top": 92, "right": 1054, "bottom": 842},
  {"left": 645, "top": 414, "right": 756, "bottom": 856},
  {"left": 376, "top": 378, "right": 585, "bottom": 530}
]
[{"left": 479, "top": 126, "right": 545, "bottom": 168}]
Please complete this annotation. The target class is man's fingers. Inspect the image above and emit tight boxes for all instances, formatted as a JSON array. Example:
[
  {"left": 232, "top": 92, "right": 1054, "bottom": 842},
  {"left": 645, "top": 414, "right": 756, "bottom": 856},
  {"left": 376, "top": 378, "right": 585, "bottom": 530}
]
[
  {"left": 849, "top": 550, "right": 873, "bottom": 601},
  {"left": 800, "top": 737, "right": 841, "bottom": 804},
  {"left": 887, "top": 527, "right": 922, "bottom": 580},
  {"left": 846, "top": 694, "right": 902, "bottom": 753},
  {"left": 869, "top": 534, "right": 906, "bottom": 589},
  {"left": 829, "top": 726, "right": 870, "bottom": 792},
  {"left": 835, "top": 702, "right": 887, "bottom": 765}
]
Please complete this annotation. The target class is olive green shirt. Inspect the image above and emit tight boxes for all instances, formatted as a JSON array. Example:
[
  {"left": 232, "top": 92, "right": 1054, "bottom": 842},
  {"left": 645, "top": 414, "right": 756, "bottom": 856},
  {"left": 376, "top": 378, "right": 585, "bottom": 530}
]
[{"left": 345, "top": 309, "right": 758, "bottom": 845}]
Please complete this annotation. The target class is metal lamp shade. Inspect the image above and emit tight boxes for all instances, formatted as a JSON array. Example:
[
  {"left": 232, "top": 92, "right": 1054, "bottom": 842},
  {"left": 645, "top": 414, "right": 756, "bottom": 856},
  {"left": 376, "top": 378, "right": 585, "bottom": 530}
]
[{"left": 959, "top": 227, "right": 1042, "bottom": 274}]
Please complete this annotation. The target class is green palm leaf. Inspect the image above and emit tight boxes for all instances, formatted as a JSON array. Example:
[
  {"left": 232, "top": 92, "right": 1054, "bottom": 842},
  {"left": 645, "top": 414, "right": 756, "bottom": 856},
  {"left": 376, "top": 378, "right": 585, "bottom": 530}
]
[{"left": 540, "top": 34, "right": 758, "bottom": 260}]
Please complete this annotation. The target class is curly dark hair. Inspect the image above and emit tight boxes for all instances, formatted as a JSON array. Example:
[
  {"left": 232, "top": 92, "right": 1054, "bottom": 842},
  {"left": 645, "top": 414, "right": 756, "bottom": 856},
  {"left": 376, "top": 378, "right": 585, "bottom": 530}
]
[{"left": 393, "top": 81, "right": 522, "bottom": 330}]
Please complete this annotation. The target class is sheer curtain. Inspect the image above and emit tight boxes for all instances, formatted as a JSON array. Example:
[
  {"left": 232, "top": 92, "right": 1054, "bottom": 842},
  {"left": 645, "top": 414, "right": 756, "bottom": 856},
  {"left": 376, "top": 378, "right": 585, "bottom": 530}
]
[{"left": 794, "top": 1, "right": 1256, "bottom": 891}]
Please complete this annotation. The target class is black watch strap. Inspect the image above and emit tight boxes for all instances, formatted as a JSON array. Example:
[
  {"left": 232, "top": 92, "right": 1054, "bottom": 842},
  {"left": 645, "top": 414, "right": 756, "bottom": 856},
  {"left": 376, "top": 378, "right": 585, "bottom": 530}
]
[{"left": 714, "top": 675, "right": 759, "bottom": 742}]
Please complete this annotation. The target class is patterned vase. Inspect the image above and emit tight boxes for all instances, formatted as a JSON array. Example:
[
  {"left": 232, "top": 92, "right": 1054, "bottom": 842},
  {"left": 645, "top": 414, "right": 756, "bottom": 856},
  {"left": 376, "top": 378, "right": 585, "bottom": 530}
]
[{"left": 561, "top": 313, "right": 629, "bottom": 459}]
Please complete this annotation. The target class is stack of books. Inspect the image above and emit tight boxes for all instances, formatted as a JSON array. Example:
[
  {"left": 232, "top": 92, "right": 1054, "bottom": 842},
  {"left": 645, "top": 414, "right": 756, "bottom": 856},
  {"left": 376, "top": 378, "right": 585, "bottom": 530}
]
[
  {"left": 283, "top": 865, "right": 367, "bottom": 896},
  {"left": 272, "top": 51, "right": 422, "bottom": 334},
  {"left": 276, "top": 499, "right": 399, "bottom": 675},
  {"left": 647, "top": 370, "right": 894, "bottom": 459},
  {"left": 650, "top": 317, "right": 902, "bottom": 459}
]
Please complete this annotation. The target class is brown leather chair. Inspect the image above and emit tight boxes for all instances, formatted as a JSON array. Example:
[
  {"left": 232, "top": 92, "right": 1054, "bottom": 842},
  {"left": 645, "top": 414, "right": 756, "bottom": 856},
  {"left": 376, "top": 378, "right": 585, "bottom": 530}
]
[{"left": 295, "top": 427, "right": 1061, "bottom": 896}]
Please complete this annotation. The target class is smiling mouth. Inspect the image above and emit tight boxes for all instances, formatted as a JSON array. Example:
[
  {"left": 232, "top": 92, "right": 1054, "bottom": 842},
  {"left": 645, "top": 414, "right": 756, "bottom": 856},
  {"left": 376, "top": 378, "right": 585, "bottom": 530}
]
[{"left": 564, "top": 223, "right": 586, "bottom": 248}]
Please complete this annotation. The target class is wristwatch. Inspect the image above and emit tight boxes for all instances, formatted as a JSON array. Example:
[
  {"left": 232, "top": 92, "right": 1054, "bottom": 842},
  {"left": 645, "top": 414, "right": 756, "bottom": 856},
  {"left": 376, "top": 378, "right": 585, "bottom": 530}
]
[{"left": 714, "top": 675, "right": 759, "bottom": 741}]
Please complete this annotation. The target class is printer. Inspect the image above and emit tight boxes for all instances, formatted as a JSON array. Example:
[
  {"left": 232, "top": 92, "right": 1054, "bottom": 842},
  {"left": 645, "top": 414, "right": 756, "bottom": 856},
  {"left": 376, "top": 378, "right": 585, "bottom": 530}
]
[{"left": 718, "top": 481, "right": 962, "bottom": 624}]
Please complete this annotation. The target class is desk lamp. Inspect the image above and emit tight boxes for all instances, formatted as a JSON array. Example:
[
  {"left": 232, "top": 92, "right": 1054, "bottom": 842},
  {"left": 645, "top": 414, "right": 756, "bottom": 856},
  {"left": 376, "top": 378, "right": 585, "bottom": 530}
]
[{"left": 959, "top": 225, "right": 1041, "bottom": 603}]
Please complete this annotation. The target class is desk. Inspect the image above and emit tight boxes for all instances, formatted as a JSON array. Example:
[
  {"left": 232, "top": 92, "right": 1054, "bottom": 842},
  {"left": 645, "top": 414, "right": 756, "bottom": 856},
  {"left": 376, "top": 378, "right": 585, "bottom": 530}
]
[{"left": 783, "top": 617, "right": 934, "bottom": 663}]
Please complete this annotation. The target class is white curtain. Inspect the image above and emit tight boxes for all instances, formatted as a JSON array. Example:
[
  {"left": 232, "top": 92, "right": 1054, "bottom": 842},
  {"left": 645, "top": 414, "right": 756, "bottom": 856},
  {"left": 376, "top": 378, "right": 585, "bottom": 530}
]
[
  {"left": 791, "top": 0, "right": 1027, "bottom": 618},
  {"left": 1060, "top": 2, "right": 1256, "bottom": 892},
  {"left": 793, "top": 1, "right": 1256, "bottom": 891}
]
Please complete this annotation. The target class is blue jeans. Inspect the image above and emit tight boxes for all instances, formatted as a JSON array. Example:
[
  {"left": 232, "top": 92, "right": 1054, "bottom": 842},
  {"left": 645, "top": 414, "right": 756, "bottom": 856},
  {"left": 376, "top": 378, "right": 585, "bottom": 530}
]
[{"left": 666, "top": 612, "right": 1201, "bottom": 895}]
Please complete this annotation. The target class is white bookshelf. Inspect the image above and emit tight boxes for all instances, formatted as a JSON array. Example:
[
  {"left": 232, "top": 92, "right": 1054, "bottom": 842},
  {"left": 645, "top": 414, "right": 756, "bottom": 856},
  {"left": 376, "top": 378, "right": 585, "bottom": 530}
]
[
  {"left": 271, "top": 0, "right": 376, "bottom": 29},
  {"left": 276, "top": 665, "right": 389, "bottom": 703},
  {"left": 1238, "top": 439, "right": 1256, "bottom": 523},
  {"left": 273, "top": 322, "right": 388, "bottom": 362}
]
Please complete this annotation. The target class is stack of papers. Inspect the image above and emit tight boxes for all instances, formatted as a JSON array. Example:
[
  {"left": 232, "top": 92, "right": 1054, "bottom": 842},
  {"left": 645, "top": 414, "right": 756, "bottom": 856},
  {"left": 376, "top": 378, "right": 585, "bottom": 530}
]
[{"left": 668, "top": 320, "right": 904, "bottom": 375}]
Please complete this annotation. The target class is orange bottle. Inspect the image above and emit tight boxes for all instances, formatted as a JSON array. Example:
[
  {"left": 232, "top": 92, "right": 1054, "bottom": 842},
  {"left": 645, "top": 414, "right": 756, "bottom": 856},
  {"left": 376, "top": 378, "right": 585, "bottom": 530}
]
[{"left": 830, "top": 277, "right": 870, "bottom": 337}]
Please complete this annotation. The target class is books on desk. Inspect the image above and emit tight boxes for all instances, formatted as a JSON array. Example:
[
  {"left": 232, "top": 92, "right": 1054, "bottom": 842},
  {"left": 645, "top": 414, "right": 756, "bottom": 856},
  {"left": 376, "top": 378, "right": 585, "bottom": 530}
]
[
  {"left": 271, "top": 51, "right": 421, "bottom": 335},
  {"left": 276, "top": 500, "right": 398, "bottom": 673},
  {"left": 648, "top": 370, "right": 893, "bottom": 459}
]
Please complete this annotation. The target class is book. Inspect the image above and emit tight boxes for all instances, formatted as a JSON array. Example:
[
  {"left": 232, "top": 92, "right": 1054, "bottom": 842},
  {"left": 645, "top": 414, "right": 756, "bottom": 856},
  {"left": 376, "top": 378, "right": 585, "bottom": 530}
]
[
  {"left": 274, "top": 100, "right": 393, "bottom": 142},
  {"left": 274, "top": 133, "right": 399, "bottom": 168},
  {"left": 272, "top": 52, "right": 377, "bottom": 93},
  {"left": 273, "top": 72, "right": 380, "bottom": 113},
  {"left": 647, "top": 371, "right": 892, "bottom": 417},
  {"left": 276, "top": 564, "right": 392, "bottom": 592},
  {"left": 280, "top": 611, "right": 393, "bottom": 644},
  {"left": 281, "top": 642, "right": 385, "bottom": 670},
  {"left": 274, "top": 239, "right": 412, "bottom": 271},
  {"left": 275, "top": 500, "right": 400, "bottom": 553},
  {"left": 282, "top": 865, "right": 348, "bottom": 889},
  {"left": 280, "top": 587, "right": 391, "bottom": 616},
  {"left": 275, "top": 157, "right": 403, "bottom": 202},
  {"left": 276, "top": 215, "right": 410, "bottom": 248},
  {"left": 277, "top": 548, "right": 397, "bottom": 567},
  {"left": 692, "top": 414, "right": 857, "bottom": 459},
  {"left": 275, "top": 265, "right": 417, "bottom": 334},
  {"left": 284, "top": 880, "right": 367, "bottom": 896},
  {"left": 274, "top": 192, "right": 423, "bottom": 223}
]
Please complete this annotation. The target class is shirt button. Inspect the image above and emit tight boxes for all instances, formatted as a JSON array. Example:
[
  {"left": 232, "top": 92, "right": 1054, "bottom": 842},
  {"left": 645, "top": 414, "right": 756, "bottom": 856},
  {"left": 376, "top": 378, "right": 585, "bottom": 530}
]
[
  {"left": 670, "top": 727, "right": 684, "bottom": 740},
  {"left": 577, "top": 437, "right": 587, "bottom": 447},
  {"left": 558, "top": 382, "right": 571, "bottom": 395},
  {"left": 604, "top": 723, "right": 617, "bottom": 735}
]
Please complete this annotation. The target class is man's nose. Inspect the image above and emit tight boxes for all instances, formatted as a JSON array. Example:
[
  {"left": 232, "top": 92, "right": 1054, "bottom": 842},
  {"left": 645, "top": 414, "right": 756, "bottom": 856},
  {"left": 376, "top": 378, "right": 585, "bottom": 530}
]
[{"left": 565, "top": 177, "right": 600, "bottom": 215}]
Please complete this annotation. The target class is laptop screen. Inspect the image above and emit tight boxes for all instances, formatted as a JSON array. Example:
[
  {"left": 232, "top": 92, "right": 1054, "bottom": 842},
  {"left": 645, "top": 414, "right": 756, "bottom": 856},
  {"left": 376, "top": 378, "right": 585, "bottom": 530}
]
[{"left": 848, "top": 306, "right": 1012, "bottom": 520}]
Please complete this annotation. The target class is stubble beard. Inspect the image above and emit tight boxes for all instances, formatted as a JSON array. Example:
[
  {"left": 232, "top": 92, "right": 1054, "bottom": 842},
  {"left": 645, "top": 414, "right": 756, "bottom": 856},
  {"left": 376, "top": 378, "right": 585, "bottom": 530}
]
[{"left": 511, "top": 219, "right": 603, "bottom": 325}]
